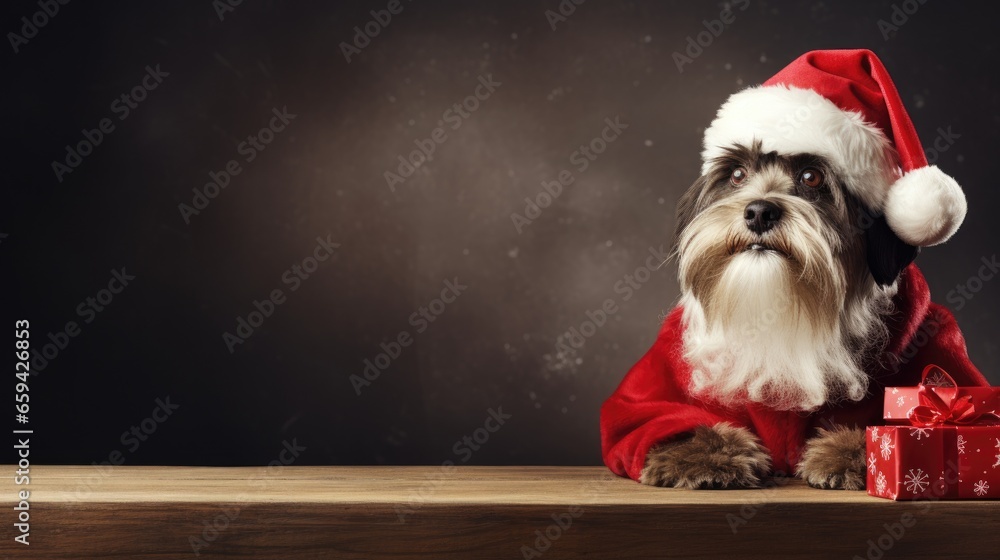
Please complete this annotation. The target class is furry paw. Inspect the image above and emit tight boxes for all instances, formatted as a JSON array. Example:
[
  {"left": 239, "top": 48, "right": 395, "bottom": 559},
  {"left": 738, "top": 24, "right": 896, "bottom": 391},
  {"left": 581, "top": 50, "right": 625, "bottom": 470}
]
[
  {"left": 796, "top": 426, "right": 866, "bottom": 490},
  {"left": 640, "top": 423, "right": 771, "bottom": 489}
]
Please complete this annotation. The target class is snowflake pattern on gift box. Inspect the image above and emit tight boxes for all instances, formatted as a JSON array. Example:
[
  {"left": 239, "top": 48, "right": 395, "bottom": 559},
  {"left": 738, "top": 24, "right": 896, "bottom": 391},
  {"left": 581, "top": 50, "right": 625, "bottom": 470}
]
[
  {"left": 880, "top": 433, "right": 894, "bottom": 460},
  {"left": 909, "top": 428, "right": 931, "bottom": 440},
  {"left": 957, "top": 435, "right": 967, "bottom": 455},
  {"left": 993, "top": 438, "right": 1000, "bottom": 468},
  {"left": 870, "top": 427, "right": 880, "bottom": 442},
  {"left": 904, "top": 468, "right": 929, "bottom": 494},
  {"left": 896, "top": 396, "right": 906, "bottom": 408},
  {"left": 875, "top": 471, "right": 887, "bottom": 495},
  {"left": 868, "top": 452, "right": 877, "bottom": 475},
  {"left": 974, "top": 480, "right": 990, "bottom": 497}
]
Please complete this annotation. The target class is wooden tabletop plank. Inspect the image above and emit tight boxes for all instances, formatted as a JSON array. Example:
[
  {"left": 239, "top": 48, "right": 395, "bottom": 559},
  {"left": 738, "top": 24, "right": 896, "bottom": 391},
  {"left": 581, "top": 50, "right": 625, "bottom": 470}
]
[
  {"left": 3, "top": 466, "right": 997, "bottom": 559},
  {"left": 17, "top": 465, "right": 917, "bottom": 504}
]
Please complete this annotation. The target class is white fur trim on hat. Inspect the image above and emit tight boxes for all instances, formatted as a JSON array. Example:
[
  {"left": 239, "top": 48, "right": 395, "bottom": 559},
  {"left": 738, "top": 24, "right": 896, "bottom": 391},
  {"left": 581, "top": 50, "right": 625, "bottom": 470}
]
[
  {"left": 884, "top": 166, "right": 967, "bottom": 247},
  {"left": 701, "top": 85, "right": 898, "bottom": 214}
]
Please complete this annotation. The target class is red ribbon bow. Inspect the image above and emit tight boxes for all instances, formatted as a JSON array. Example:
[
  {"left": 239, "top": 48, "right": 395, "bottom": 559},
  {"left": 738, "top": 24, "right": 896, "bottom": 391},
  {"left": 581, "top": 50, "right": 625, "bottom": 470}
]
[{"left": 906, "top": 365, "right": 1000, "bottom": 427}]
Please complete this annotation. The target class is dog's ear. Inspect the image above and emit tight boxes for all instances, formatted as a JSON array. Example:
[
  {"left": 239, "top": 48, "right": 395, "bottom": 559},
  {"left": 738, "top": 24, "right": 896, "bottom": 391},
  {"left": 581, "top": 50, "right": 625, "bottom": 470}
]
[
  {"left": 673, "top": 175, "right": 709, "bottom": 250},
  {"left": 865, "top": 212, "right": 919, "bottom": 286}
]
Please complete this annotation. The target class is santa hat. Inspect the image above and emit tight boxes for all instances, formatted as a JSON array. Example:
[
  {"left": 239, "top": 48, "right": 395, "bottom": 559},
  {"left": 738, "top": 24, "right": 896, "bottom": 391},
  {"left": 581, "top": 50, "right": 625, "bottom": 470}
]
[{"left": 701, "top": 49, "right": 966, "bottom": 247}]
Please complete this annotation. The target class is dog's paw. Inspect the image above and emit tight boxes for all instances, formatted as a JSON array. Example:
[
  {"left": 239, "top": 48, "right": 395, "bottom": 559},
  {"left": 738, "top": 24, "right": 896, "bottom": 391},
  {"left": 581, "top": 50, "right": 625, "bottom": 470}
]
[
  {"left": 640, "top": 423, "right": 771, "bottom": 489},
  {"left": 796, "top": 426, "right": 866, "bottom": 490}
]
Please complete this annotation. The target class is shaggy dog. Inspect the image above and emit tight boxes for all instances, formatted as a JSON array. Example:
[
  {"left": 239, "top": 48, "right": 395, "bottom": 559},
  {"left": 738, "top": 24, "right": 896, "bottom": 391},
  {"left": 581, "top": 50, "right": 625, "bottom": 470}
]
[{"left": 601, "top": 50, "right": 989, "bottom": 490}]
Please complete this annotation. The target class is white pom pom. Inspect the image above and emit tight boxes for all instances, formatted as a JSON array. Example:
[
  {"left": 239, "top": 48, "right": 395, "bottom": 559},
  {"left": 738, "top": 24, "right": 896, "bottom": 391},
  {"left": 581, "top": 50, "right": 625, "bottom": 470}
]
[{"left": 883, "top": 166, "right": 967, "bottom": 247}]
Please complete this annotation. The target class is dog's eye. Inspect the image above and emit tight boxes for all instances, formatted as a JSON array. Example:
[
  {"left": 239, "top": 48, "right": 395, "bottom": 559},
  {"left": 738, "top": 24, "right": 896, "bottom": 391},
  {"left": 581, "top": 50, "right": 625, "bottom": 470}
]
[
  {"left": 730, "top": 166, "right": 748, "bottom": 186},
  {"left": 799, "top": 168, "right": 823, "bottom": 188}
]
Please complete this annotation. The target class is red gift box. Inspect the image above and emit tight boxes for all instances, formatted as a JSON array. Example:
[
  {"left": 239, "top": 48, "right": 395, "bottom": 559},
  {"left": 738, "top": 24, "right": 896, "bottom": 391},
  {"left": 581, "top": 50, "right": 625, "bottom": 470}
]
[
  {"left": 882, "top": 368, "right": 1000, "bottom": 425},
  {"left": 866, "top": 425, "right": 1000, "bottom": 500},
  {"left": 867, "top": 366, "right": 1000, "bottom": 501}
]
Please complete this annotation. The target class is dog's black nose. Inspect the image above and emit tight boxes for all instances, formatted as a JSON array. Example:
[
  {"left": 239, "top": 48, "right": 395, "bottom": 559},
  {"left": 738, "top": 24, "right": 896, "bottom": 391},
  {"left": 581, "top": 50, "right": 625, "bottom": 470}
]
[{"left": 744, "top": 200, "right": 783, "bottom": 234}]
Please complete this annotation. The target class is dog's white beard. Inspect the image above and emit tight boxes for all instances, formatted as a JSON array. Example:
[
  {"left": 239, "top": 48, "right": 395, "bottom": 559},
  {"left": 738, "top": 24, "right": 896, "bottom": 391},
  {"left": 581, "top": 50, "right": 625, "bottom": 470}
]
[{"left": 682, "top": 252, "right": 870, "bottom": 411}]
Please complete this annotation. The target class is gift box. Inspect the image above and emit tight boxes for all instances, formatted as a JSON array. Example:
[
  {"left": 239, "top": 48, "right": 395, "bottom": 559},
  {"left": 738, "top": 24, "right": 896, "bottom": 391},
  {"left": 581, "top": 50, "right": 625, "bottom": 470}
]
[
  {"left": 866, "top": 424, "right": 1000, "bottom": 500},
  {"left": 882, "top": 367, "right": 1000, "bottom": 425},
  {"left": 867, "top": 366, "right": 1000, "bottom": 501}
]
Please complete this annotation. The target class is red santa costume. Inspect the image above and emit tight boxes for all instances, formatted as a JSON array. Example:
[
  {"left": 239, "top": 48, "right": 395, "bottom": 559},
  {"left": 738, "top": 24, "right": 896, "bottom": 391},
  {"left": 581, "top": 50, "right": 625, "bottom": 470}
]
[{"left": 600, "top": 49, "right": 989, "bottom": 482}]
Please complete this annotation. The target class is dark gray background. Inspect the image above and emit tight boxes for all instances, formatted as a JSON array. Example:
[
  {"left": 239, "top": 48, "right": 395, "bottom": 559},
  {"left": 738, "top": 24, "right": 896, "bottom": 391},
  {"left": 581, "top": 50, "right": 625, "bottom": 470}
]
[{"left": 5, "top": 0, "right": 999, "bottom": 467}]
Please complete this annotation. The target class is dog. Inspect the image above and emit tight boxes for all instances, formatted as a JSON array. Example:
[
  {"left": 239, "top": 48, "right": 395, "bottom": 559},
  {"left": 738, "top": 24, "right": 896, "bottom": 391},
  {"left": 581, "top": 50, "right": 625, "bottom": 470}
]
[{"left": 600, "top": 49, "right": 989, "bottom": 490}]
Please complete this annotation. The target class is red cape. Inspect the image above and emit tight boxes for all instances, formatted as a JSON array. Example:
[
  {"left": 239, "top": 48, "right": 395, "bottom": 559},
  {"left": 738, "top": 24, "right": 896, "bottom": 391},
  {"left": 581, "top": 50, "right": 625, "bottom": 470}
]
[{"left": 600, "top": 264, "right": 989, "bottom": 481}]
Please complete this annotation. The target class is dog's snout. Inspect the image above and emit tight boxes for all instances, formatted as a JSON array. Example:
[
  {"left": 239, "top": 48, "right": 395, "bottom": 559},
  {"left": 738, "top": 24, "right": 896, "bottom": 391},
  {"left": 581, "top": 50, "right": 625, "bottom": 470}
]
[{"left": 744, "top": 200, "right": 783, "bottom": 234}]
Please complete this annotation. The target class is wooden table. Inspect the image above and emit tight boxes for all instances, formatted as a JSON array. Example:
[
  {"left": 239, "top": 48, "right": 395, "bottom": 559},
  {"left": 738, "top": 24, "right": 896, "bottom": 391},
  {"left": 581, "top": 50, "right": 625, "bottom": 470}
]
[{"left": 2, "top": 465, "right": 997, "bottom": 558}]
